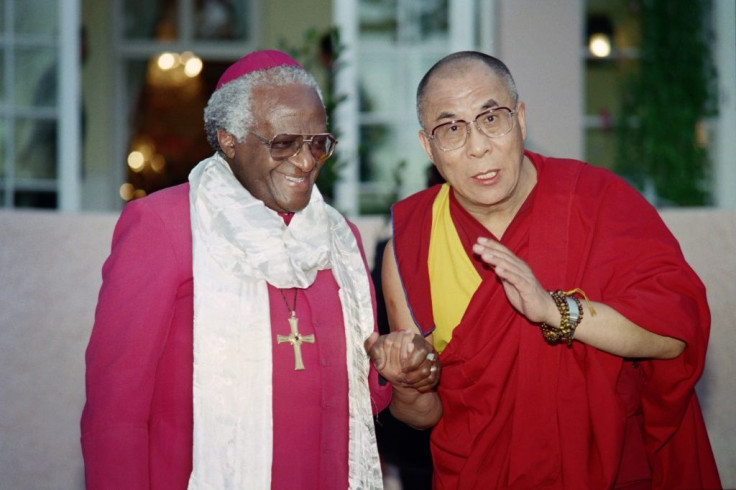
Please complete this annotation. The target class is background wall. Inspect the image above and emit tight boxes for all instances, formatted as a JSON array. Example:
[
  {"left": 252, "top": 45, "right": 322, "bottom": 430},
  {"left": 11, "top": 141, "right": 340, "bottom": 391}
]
[
  {"left": 0, "top": 208, "right": 734, "bottom": 489},
  {"left": 496, "top": 0, "right": 584, "bottom": 160},
  {"left": 0, "top": 211, "right": 115, "bottom": 489}
]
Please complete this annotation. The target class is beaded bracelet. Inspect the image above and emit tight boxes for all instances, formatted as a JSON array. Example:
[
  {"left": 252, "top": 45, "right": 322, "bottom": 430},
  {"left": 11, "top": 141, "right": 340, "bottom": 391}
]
[{"left": 540, "top": 289, "right": 592, "bottom": 347}]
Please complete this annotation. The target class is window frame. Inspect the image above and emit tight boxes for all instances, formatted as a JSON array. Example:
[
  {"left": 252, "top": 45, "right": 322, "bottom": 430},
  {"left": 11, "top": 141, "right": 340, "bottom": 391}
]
[
  {"left": 0, "top": 0, "right": 82, "bottom": 210},
  {"left": 110, "top": 0, "right": 260, "bottom": 207},
  {"left": 332, "top": 0, "right": 495, "bottom": 216}
]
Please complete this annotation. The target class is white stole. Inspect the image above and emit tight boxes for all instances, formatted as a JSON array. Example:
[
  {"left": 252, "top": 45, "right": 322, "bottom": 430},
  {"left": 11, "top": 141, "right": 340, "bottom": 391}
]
[{"left": 187, "top": 154, "right": 382, "bottom": 489}]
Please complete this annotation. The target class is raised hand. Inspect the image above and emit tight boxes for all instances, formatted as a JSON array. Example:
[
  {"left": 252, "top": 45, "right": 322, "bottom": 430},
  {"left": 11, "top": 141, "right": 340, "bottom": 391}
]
[{"left": 472, "top": 237, "right": 556, "bottom": 325}]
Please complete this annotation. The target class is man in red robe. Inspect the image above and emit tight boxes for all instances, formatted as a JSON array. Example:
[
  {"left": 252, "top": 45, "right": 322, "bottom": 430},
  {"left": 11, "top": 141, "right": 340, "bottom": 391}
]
[
  {"left": 81, "top": 50, "right": 437, "bottom": 489},
  {"left": 383, "top": 51, "right": 721, "bottom": 489}
]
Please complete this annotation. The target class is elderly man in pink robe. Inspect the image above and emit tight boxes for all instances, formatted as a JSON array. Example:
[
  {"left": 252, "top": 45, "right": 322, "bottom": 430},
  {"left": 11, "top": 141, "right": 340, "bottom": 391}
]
[{"left": 80, "top": 50, "right": 439, "bottom": 490}]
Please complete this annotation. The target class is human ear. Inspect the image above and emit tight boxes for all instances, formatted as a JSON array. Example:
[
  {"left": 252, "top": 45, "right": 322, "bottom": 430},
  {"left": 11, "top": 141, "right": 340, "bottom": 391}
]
[
  {"left": 418, "top": 130, "right": 435, "bottom": 163},
  {"left": 516, "top": 102, "right": 527, "bottom": 142},
  {"left": 217, "top": 130, "right": 236, "bottom": 159}
]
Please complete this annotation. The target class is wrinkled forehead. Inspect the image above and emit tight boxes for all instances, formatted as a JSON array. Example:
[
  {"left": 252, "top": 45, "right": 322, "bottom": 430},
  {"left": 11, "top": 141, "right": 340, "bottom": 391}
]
[
  {"left": 421, "top": 62, "right": 512, "bottom": 122},
  {"left": 250, "top": 83, "right": 327, "bottom": 132},
  {"left": 426, "top": 59, "right": 508, "bottom": 98},
  {"left": 251, "top": 83, "right": 324, "bottom": 112}
]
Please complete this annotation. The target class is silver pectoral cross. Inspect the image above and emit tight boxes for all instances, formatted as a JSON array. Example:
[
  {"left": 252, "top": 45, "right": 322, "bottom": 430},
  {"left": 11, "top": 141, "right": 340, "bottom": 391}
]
[{"left": 276, "top": 311, "right": 315, "bottom": 370}]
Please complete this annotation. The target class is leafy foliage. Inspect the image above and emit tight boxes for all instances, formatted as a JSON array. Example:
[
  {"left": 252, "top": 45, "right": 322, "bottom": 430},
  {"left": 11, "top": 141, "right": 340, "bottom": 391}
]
[{"left": 615, "top": 0, "right": 718, "bottom": 206}]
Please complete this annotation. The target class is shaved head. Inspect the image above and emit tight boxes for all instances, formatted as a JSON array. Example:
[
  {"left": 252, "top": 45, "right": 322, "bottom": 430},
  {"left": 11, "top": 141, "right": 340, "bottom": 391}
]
[{"left": 416, "top": 51, "right": 518, "bottom": 129}]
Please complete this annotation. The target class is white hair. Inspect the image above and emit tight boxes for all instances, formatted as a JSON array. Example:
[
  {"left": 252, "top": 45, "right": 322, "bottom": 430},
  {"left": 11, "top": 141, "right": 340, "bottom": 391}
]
[{"left": 203, "top": 65, "right": 323, "bottom": 155}]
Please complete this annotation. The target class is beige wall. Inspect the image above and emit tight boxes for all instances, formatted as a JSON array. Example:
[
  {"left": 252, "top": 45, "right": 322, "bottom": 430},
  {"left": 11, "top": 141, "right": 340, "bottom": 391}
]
[
  {"left": 496, "top": 0, "right": 584, "bottom": 160},
  {"left": 661, "top": 209, "right": 736, "bottom": 485},
  {"left": 0, "top": 208, "right": 735, "bottom": 488},
  {"left": 0, "top": 211, "right": 116, "bottom": 489}
]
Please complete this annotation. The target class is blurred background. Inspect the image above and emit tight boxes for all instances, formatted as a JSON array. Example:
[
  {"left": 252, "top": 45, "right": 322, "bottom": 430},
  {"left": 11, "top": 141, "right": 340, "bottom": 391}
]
[{"left": 1, "top": 0, "right": 734, "bottom": 216}]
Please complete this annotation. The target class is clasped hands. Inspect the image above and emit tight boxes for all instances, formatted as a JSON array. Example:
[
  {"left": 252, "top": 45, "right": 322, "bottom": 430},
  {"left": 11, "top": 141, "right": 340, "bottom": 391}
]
[{"left": 364, "top": 330, "right": 439, "bottom": 393}]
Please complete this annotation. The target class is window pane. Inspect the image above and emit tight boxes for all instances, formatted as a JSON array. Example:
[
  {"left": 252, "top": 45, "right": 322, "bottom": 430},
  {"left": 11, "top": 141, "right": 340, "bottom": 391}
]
[
  {"left": 194, "top": 0, "right": 250, "bottom": 40},
  {"left": 359, "top": 0, "right": 397, "bottom": 41},
  {"left": 409, "top": 50, "right": 447, "bottom": 114},
  {"left": 585, "top": 128, "right": 616, "bottom": 169},
  {"left": 123, "top": 57, "right": 228, "bottom": 200},
  {"left": 359, "top": 183, "right": 396, "bottom": 215},
  {"left": 358, "top": 55, "right": 401, "bottom": 116},
  {"left": 14, "top": 190, "right": 57, "bottom": 208},
  {"left": 407, "top": 0, "right": 448, "bottom": 42},
  {"left": 123, "top": 0, "right": 176, "bottom": 39},
  {"left": 360, "top": 122, "right": 407, "bottom": 185},
  {"left": 586, "top": 0, "right": 641, "bottom": 53},
  {"left": 15, "top": 117, "right": 58, "bottom": 179},
  {"left": 14, "top": 47, "right": 57, "bottom": 108},
  {"left": 13, "top": 0, "right": 58, "bottom": 36},
  {"left": 585, "top": 58, "right": 636, "bottom": 119},
  {"left": 122, "top": 0, "right": 252, "bottom": 41},
  {"left": 0, "top": 118, "right": 6, "bottom": 178},
  {"left": 358, "top": 0, "right": 449, "bottom": 43},
  {"left": 0, "top": 50, "right": 5, "bottom": 103},
  {"left": 360, "top": 121, "right": 422, "bottom": 215}
]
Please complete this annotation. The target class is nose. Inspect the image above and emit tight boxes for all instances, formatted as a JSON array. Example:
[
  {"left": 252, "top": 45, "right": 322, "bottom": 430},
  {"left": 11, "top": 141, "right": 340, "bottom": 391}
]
[
  {"left": 465, "top": 121, "right": 492, "bottom": 157},
  {"left": 288, "top": 142, "right": 318, "bottom": 172}
]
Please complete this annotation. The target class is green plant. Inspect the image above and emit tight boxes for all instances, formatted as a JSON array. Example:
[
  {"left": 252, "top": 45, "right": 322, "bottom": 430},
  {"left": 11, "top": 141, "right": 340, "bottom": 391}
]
[{"left": 615, "top": 0, "right": 718, "bottom": 206}]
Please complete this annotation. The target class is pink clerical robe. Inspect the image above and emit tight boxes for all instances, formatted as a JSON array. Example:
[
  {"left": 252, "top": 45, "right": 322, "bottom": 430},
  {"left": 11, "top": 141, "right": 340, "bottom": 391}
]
[{"left": 81, "top": 183, "right": 391, "bottom": 489}]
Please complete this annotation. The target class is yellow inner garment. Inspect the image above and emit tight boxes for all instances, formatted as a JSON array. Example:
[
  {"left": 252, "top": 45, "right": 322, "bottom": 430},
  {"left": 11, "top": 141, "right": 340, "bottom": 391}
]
[{"left": 428, "top": 184, "right": 482, "bottom": 353}]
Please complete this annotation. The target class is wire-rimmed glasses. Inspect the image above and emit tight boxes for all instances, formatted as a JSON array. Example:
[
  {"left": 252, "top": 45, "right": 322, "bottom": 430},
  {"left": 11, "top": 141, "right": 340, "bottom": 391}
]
[
  {"left": 427, "top": 107, "right": 517, "bottom": 151},
  {"left": 248, "top": 131, "right": 338, "bottom": 163}
]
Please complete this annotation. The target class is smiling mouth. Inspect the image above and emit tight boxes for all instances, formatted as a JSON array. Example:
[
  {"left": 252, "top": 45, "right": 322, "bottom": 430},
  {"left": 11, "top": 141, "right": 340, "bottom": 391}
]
[
  {"left": 476, "top": 170, "right": 499, "bottom": 180},
  {"left": 284, "top": 174, "right": 307, "bottom": 183}
]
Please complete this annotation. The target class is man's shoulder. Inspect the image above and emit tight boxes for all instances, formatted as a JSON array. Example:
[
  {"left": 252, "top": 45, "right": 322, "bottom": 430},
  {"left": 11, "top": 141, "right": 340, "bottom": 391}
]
[
  {"left": 116, "top": 183, "right": 192, "bottom": 252},
  {"left": 530, "top": 150, "right": 629, "bottom": 198},
  {"left": 141, "top": 182, "right": 190, "bottom": 208},
  {"left": 390, "top": 186, "right": 440, "bottom": 239},
  {"left": 125, "top": 183, "right": 191, "bottom": 222},
  {"left": 394, "top": 185, "right": 441, "bottom": 210}
]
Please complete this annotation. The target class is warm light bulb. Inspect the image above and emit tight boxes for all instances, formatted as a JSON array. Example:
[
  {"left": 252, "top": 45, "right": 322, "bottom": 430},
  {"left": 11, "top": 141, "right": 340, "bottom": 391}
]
[
  {"left": 157, "top": 52, "right": 177, "bottom": 70},
  {"left": 119, "top": 183, "right": 135, "bottom": 201},
  {"left": 151, "top": 154, "right": 166, "bottom": 173},
  {"left": 127, "top": 150, "right": 146, "bottom": 172},
  {"left": 589, "top": 33, "right": 612, "bottom": 58},
  {"left": 184, "top": 56, "right": 203, "bottom": 77}
]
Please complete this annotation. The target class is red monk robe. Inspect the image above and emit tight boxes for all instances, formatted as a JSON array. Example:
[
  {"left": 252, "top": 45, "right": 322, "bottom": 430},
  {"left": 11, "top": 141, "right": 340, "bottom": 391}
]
[
  {"left": 81, "top": 183, "right": 391, "bottom": 489},
  {"left": 391, "top": 150, "right": 720, "bottom": 489}
]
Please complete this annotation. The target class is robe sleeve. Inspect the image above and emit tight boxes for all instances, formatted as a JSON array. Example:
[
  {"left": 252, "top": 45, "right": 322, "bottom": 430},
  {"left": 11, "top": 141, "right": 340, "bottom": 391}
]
[
  {"left": 80, "top": 197, "right": 188, "bottom": 488},
  {"left": 346, "top": 221, "right": 392, "bottom": 415},
  {"left": 576, "top": 170, "right": 719, "bottom": 489}
]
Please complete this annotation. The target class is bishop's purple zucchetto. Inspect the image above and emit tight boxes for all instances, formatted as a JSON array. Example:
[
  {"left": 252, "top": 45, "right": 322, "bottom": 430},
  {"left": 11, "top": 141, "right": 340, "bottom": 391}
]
[{"left": 215, "top": 50, "right": 303, "bottom": 90}]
